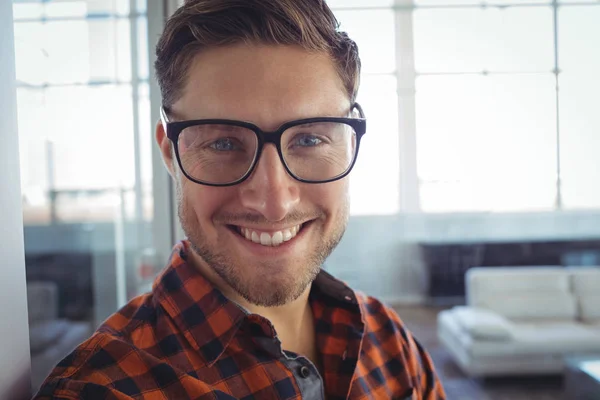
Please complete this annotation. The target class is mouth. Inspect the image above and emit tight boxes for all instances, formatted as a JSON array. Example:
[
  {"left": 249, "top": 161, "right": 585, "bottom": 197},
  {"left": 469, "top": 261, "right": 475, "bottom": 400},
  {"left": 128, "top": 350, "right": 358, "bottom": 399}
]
[{"left": 228, "top": 223, "right": 308, "bottom": 247}]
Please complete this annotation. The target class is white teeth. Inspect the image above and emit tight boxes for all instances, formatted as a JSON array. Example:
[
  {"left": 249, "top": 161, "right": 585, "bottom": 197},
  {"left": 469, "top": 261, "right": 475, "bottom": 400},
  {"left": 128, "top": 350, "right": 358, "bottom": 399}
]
[
  {"left": 237, "top": 224, "right": 303, "bottom": 247},
  {"left": 282, "top": 229, "right": 293, "bottom": 242},
  {"left": 272, "top": 231, "right": 283, "bottom": 246},
  {"left": 260, "top": 232, "right": 272, "bottom": 246}
]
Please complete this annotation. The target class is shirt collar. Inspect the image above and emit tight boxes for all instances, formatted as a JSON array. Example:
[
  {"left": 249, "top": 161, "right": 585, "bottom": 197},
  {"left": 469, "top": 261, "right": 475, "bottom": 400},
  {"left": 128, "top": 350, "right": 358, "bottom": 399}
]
[
  {"left": 152, "top": 241, "right": 364, "bottom": 365},
  {"left": 312, "top": 268, "right": 361, "bottom": 306},
  {"left": 152, "top": 241, "right": 248, "bottom": 366}
]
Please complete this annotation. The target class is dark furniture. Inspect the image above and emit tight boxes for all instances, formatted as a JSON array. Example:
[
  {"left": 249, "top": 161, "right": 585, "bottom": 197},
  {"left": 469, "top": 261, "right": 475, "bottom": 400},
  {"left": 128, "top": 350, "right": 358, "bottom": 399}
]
[{"left": 420, "top": 240, "right": 600, "bottom": 303}]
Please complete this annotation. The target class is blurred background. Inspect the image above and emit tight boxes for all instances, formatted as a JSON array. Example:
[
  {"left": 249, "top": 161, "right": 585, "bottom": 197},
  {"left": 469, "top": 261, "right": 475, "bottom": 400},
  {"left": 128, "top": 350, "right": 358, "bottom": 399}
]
[{"left": 2, "top": 0, "right": 600, "bottom": 399}]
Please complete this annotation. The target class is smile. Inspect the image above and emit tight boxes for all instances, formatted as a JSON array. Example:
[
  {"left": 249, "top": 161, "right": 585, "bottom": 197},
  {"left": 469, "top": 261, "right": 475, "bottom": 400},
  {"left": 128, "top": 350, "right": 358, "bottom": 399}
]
[{"left": 236, "top": 224, "right": 304, "bottom": 247}]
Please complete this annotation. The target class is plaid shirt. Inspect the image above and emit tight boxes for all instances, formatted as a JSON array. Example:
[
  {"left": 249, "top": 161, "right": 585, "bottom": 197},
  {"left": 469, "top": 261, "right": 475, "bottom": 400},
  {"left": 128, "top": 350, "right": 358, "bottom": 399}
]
[{"left": 35, "top": 241, "right": 445, "bottom": 400}]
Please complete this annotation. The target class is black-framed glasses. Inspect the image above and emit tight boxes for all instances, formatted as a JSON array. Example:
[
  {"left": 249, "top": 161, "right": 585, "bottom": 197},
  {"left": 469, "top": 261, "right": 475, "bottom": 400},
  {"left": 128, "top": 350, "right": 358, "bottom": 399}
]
[{"left": 160, "top": 103, "right": 367, "bottom": 186}]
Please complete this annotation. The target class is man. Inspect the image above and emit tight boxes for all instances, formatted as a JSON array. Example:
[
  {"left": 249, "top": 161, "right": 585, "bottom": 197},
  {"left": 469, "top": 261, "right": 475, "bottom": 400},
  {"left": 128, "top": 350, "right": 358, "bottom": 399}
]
[{"left": 35, "top": 0, "right": 445, "bottom": 398}]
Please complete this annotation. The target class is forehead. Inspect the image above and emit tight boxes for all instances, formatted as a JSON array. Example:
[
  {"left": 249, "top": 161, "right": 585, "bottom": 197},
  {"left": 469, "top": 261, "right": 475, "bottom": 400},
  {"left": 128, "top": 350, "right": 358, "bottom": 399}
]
[{"left": 171, "top": 43, "right": 350, "bottom": 129}]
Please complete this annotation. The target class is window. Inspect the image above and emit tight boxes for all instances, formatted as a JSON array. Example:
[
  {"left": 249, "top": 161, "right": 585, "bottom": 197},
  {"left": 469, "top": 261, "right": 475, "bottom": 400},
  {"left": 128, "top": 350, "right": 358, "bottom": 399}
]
[
  {"left": 13, "top": 0, "right": 156, "bottom": 391},
  {"left": 332, "top": 0, "right": 600, "bottom": 214},
  {"left": 558, "top": 6, "right": 600, "bottom": 209},
  {"left": 332, "top": 7, "right": 400, "bottom": 215},
  {"left": 416, "top": 74, "right": 557, "bottom": 212},
  {"left": 14, "top": 1, "right": 153, "bottom": 224}
]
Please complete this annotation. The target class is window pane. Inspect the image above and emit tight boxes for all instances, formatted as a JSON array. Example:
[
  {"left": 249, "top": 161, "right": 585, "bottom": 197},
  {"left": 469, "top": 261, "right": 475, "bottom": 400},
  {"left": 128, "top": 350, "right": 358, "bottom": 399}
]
[
  {"left": 13, "top": 3, "right": 43, "bottom": 19},
  {"left": 87, "top": 0, "right": 130, "bottom": 16},
  {"left": 558, "top": 6, "right": 600, "bottom": 73},
  {"left": 327, "top": 0, "right": 393, "bottom": 8},
  {"left": 137, "top": 83, "right": 154, "bottom": 221},
  {"left": 115, "top": 18, "right": 133, "bottom": 81},
  {"left": 416, "top": 0, "right": 550, "bottom": 4},
  {"left": 14, "top": 1, "right": 154, "bottom": 392},
  {"left": 558, "top": 6, "right": 600, "bottom": 208},
  {"left": 335, "top": 9, "right": 396, "bottom": 74},
  {"left": 136, "top": 0, "right": 147, "bottom": 13},
  {"left": 414, "top": 7, "right": 554, "bottom": 73},
  {"left": 14, "top": 21, "right": 88, "bottom": 84},
  {"left": 13, "top": 0, "right": 130, "bottom": 19},
  {"left": 45, "top": 1, "right": 87, "bottom": 18},
  {"left": 136, "top": 16, "right": 150, "bottom": 80},
  {"left": 13, "top": 18, "right": 131, "bottom": 85},
  {"left": 416, "top": 74, "right": 557, "bottom": 212},
  {"left": 18, "top": 85, "right": 136, "bottom": 194},
  {"left": 350, "top": 75, "right": 400, "bottom": 215}
]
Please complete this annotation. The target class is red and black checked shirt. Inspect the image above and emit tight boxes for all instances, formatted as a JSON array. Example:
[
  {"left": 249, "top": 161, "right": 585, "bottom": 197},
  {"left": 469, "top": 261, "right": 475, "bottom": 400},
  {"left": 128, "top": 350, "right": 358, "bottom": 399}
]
[{"left": 35, "top": 241, "right": 446, "bottom": 400}]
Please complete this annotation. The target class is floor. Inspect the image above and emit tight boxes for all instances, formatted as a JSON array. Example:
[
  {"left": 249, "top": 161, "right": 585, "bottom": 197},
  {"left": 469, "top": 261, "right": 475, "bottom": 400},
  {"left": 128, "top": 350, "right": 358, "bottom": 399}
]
[{"left": 393, "top": 306, "right": 566, "bottom": 400}]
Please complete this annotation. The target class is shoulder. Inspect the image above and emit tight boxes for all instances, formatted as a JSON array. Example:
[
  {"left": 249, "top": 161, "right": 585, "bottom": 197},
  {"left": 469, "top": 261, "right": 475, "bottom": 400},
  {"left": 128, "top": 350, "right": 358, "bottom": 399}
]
[
  {"left": 34, "top": 331, "right": 131, "bottom": 398},
  {"left": 358, "top": 294, "right": 446, "bottom": 399},
  {"left": 358, "top": 294, "right": 405, "bottom": 327},
  {"left": 358, "top": 293, "right": 424, "bottom": 357},
  {"left": 358, "top": 294, "right": 413, "bottom": 346},
  {"left": 97, "top": 292, "right": 157, "bottom": 339},
  {"left": 34, "top": 294, "right": 163, "bottom": 397},
  {"left": 34, "top": 325, "right": 218, "bottom": 399}
]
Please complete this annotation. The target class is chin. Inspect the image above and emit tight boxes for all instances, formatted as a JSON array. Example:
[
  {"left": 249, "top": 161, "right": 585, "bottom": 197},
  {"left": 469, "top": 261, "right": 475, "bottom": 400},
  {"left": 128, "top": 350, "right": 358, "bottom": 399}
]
[{"left": 220, "top": 260, "right": 319, "bottom": 307}]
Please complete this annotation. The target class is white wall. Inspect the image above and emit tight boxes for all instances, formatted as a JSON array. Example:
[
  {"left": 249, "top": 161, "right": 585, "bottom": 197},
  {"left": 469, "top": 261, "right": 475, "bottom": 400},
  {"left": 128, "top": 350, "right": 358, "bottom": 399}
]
[
  {"left": 327, "top": 211, "right": 600, "bottom": 305},
  {"left": 327, "top": 215, "right": 428, "bottom": 304},
  {"left": 0, "top": 2, "right": 32, "bottom": 399}
]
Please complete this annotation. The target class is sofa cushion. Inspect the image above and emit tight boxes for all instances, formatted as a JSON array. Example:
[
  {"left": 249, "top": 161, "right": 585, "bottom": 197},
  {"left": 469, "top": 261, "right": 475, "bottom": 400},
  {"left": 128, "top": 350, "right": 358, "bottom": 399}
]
[
  {"left": 467, "top": 322, "right": 600, "bottom": 357},
  {"left": 570, "top": 268, "right": 600, "bottom": 295},
  {"left": 452, "top": 307, "right": 514, "bottom": 340},
  {"left": 467, "top": 267, "right": 569, "bottom": 301},
  {"left": 510, "top": 322, "right": 600, "bottom": 353},
  {"left": 467, "top": 268, "right": 572, "bottom": 318},
  {"left": 588, "top": 321, "right": 600, "bottom": 330},
  {"left": 478, "top": 293, "right": 577, "bottom": 320},
  {"left": 579, "top": 295, "right": 600, "bottom": 323},
  {"left": 29, "top": 320, "right": 70, "bottom": 354}
]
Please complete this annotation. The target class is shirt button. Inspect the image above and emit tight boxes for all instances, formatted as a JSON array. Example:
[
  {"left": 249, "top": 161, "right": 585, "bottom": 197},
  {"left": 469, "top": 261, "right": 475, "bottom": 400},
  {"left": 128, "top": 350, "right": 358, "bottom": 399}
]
[{"left": 299, "top": 366, "right": 310, "bottom": 378}]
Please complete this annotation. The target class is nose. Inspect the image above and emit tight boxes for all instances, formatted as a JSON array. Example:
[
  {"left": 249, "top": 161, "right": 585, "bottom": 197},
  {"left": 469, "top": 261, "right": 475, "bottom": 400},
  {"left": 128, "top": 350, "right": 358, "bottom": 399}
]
[{"left": 239, "top": 144, "right": 300, "bottom": 221}]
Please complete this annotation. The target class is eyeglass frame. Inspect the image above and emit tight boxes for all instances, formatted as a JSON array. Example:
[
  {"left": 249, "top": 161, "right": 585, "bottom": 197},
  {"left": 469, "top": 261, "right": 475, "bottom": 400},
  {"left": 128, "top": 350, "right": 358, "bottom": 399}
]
[{"left": 159, "top": 103, "right": 367, "bottom": 187}]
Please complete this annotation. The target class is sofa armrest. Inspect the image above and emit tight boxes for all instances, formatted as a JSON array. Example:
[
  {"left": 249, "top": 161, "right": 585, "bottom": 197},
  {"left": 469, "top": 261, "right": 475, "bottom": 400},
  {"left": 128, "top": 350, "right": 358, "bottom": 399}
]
[
  {"left": 451, "top": 306, "right": 515, "bottom": 340},
  {"left": 579, "top": 295, "right": 600, "bottom": 323}
]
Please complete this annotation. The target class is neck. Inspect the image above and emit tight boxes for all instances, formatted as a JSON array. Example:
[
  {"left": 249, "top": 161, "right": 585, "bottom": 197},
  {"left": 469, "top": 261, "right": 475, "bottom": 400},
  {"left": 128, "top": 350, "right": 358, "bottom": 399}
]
[
  {"left": 241, "top": 290, "right": 319, "bottom": 366},
  {"left": 243, "top": 289, "right": 313, "bottom": 346},
  {"left": 191, "top": 252, "right": 319, "bottom": 364}
]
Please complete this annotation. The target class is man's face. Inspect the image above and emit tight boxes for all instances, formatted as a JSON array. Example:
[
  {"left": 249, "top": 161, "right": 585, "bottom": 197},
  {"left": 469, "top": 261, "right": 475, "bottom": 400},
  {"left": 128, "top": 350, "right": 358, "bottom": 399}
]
[{"left": 157, "top": 44, "right": 352, "bottom": 307}]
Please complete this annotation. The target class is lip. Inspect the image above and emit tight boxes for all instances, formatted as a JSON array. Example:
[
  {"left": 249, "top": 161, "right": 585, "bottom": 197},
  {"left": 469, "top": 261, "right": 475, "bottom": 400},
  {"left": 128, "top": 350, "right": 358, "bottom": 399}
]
[{"left": 226, "top": 221, "right": 311, "bottom": 256}]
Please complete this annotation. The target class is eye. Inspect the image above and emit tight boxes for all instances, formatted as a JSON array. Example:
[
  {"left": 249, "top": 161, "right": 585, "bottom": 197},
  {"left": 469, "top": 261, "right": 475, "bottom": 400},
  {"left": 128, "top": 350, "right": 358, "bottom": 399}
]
[
  {"left": 294, "top": 135, "right": 323, "bottom": 147},
  {"left": 209, "top": 138, "right": 237, "bottom": 151}
]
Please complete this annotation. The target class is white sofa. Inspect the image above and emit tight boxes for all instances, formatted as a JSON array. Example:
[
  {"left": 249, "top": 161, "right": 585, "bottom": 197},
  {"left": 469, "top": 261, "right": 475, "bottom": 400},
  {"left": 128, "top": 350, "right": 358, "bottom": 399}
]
[{"left": 437, "top": 266, "right": 600, "bottom": 377}]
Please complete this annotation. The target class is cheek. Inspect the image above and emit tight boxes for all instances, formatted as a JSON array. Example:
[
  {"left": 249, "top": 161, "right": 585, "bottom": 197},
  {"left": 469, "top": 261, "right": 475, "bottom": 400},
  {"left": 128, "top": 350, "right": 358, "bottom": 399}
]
[
  {"left": 179, "top": 181, "right": 235, "bottom": 221},
  {"left": 308, "top": 179, "right": 350, "bottom": 215}
]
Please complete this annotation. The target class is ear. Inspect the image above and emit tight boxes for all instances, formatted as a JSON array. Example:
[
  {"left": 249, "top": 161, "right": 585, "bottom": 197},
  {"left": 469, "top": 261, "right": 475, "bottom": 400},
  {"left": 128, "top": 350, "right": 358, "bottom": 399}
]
[{"left": 155, "top": 120, "right": 176, "bottom": 178}]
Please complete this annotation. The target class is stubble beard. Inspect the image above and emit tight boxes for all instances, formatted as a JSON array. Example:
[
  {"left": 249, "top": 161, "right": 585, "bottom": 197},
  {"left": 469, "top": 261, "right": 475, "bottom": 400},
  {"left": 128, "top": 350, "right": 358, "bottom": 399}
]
[{"left": 177, "top": 186, "right": 349, "bottom": 308}]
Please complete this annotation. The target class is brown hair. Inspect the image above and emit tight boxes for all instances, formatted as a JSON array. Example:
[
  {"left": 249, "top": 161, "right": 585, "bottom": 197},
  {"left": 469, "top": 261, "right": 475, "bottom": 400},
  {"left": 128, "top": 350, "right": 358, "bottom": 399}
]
[{"left": 155, "top": 0, "right": 361, "bottom": 110}]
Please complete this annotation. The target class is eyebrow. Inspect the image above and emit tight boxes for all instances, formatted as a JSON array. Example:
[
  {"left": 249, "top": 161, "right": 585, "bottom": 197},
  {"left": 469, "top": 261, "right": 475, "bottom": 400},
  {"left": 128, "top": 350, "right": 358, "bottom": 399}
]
[
  {"left": 187, "top": 124, "right": 249, "bottom": 132},
  {"left": 288, "top": 121, "right": 327, "bottom": 128},
  {"left": 164, "top": 106, "right": 352, "bottom": 124}
]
